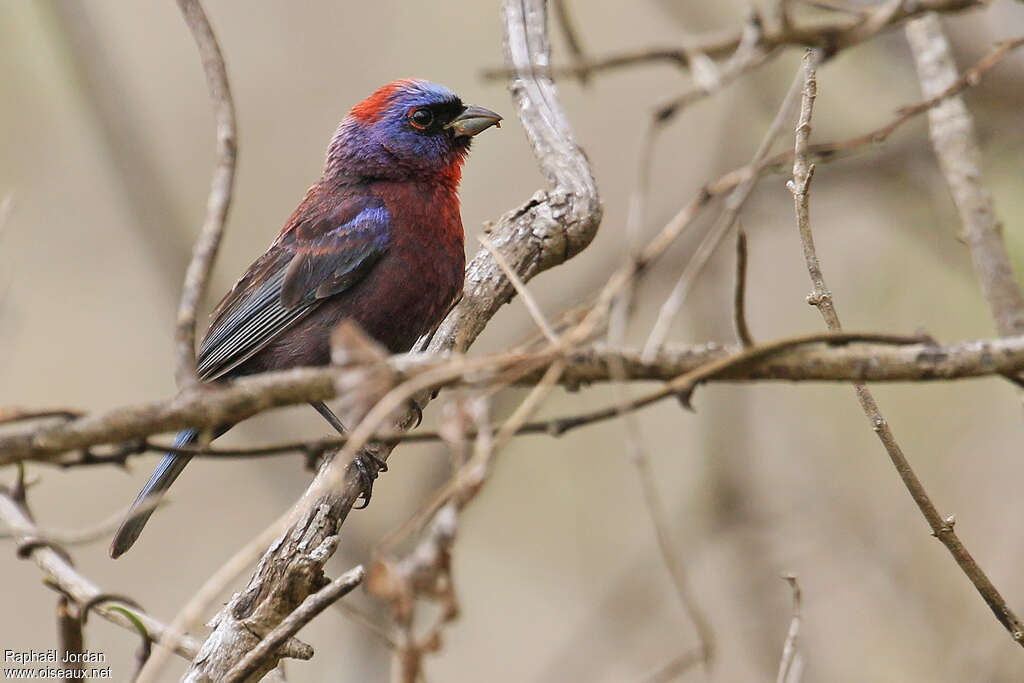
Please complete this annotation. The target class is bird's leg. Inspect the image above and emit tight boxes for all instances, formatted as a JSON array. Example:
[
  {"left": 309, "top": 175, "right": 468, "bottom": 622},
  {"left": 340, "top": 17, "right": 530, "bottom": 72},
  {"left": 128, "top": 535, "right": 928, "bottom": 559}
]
[
  {"left": 310, "top": 400, "right": 347, "bottom": 434},
  {"left": 309, "top": 401, "right": 387, "bottom": 509}
]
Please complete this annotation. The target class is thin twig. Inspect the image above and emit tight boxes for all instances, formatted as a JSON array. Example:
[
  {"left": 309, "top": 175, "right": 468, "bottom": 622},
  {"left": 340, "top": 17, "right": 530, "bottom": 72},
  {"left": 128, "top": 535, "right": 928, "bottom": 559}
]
[
  {"left": 481, "top": 0, "right": 983, "bottom": 80},
  {"left": 0, "top": 488, "right": 201, "bottom": 660},
  {"left": 733, "top": 230, "right": 754, "bottom": 346},
  {"left": 643, "top": 54, "right": 812, "bottom": 359},
  {"left": 608, "top": 152, "right": 715, "bottom": 671},
  {"left": 616, "top": 384, "right": 716, "bottom": 669},
  {"left": 788, "top": 49, "right": 1024, "bottom": 647},
  {"left": 776, "top": 574, "right": 803, "bottom": 683},
  {"left": 746, "top": 36, "right": 1024, "bottom": 177},
  {"left": 638, "top": 647, "right": 706, "bottom": 683},
  {"left": 0, "top": 502, "right": 165, "bottom": 546},
  {"left": 479, "top": 234, "right": 559, "bottom": 344},
  {"left": 332, "top": 601, "right": 397, "bottom": 649},
  {"left": 57, "top": 596, "right": 84, "bottom": 682},
  {"left": 551, "top": 0, "right": 589, "bottom": 83},
  {"left": 173, "top": 0, "right": 238, "bottom": 388},
  {"left": 0, "top": 408, "right": 80, "bottom": 425}
]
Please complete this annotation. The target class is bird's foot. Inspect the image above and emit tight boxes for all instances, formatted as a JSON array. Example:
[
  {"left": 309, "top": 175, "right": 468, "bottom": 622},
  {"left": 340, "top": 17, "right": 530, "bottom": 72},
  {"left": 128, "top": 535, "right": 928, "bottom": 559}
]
[{"left": 353, "top": 451, "right": 388, "bottom": 509}]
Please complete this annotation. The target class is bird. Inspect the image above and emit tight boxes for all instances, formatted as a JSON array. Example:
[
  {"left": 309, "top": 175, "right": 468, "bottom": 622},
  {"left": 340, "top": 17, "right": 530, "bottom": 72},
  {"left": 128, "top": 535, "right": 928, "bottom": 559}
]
[{"left": 109, "top": 79, "right": 501, "bottom": 558}]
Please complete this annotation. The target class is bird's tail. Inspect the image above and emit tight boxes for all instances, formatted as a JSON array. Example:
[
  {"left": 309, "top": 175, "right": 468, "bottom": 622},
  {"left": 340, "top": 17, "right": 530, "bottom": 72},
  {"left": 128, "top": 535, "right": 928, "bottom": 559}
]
[{"left": 109, "top": 429, "right": 197, "bottom": 559}]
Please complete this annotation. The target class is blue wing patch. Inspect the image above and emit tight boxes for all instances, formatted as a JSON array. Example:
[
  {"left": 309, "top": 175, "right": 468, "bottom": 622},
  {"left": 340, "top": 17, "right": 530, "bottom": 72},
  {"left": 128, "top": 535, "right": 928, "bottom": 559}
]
[{"left": 196, "top": 195, "right": 390, "bottom": 380}]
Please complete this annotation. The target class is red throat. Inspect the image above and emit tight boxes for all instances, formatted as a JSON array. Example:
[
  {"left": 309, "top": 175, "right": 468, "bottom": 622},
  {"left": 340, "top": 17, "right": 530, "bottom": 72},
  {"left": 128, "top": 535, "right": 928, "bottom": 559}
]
[{"left": 348, "top": 79, "right": 423, "bottom": 123}]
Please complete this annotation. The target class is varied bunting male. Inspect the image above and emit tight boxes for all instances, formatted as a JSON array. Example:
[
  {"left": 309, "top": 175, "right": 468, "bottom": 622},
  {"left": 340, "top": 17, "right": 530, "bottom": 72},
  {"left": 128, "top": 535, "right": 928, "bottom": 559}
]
[{"left": 110, "top": 80, "right": 501, "bottom": 558}]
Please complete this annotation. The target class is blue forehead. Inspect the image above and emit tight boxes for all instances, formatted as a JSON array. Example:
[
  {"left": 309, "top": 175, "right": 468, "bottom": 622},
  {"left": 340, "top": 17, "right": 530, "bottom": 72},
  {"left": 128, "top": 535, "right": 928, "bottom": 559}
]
[{"left": 391, "top": 80, "right": 460, "bottom": 108}]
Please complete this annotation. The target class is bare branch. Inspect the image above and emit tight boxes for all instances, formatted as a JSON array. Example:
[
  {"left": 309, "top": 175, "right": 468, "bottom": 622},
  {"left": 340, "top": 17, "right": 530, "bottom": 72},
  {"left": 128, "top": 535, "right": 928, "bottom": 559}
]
[
  {"left": 643, "top": 53, "right": 812, "bottom": 358},
  {"left": 788, "top": 50, "right": 1024, "bottom": 648},
  {"left": 173, "top": 0, "right": 238, "bottom": 388},
  {"left": 482, "top": 0, "right": 984, "bottom": 80},
  {"left": 0, "top": 488, "right": 201, "bottom": 661},
  {"left": 748, "top": 36, "right": 1024, "bottom": 175},
  {"left": 906, "top": 18, "right": 1024, "bottom": 336},
  {"left": 8, "top": 331, "right": 1024, "bottom": 466}
]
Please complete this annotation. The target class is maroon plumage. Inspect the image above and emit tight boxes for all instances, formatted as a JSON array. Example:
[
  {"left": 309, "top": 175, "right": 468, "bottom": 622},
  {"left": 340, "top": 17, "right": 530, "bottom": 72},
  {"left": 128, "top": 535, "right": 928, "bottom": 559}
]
[{"left": 110, "top": 80, "right": 500, "bottom": 558}]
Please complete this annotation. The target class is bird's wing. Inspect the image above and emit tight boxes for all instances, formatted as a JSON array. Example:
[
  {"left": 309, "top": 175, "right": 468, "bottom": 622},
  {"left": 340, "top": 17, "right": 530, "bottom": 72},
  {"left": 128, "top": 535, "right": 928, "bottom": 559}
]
[{"left": 196, "top": 195, "right": 391, "bottom": 380}]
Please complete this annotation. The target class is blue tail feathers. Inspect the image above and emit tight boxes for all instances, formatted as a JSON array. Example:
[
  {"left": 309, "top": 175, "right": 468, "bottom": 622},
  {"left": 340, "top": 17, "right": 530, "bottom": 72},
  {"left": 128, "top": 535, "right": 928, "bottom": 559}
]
[{"left": 109, "top": 429, "right": 198, "bottom": 558}]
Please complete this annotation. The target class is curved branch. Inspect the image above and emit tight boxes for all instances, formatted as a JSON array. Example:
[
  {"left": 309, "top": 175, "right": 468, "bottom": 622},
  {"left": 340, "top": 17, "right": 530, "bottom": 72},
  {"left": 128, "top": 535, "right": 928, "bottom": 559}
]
[
  {"left": 173, "top": 0, "right": 238, "bottom": 388},
  {"left": 0, "top": 491, "right": 201, "bottom": 661}
]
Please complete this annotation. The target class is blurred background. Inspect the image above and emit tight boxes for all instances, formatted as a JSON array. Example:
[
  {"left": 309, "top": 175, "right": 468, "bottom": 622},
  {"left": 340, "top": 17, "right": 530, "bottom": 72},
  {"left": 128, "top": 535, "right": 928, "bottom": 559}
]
[{"left": 2, "top": 1, "right": 1024, "bottom": 680}]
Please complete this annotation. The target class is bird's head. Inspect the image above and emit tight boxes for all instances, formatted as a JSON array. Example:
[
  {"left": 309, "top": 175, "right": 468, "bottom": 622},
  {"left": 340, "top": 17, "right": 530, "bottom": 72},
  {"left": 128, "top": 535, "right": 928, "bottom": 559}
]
[{"left": 325, "top": 79, "right": 501, "bottom": 184}]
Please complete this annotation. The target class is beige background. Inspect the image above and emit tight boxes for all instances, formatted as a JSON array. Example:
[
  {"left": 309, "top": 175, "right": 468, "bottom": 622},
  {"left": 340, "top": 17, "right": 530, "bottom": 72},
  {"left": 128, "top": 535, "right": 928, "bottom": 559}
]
[{"left": 2, "top": 1, "right": 1024, "bottom": 680}]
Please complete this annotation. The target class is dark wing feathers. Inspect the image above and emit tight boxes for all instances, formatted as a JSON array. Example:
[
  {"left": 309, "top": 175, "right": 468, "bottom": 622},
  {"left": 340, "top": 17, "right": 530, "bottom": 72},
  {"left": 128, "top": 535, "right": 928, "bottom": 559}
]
[
  {"left": 196, "top": 195, "right": 390, "bottom": 380},
  {"left": 281, "top": 203, "right": 391, "bottom": 306}
]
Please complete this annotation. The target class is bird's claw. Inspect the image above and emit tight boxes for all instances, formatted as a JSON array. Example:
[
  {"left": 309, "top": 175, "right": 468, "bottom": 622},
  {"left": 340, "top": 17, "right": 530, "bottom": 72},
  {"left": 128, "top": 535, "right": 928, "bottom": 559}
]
[
  {"left": 409, "top": 401, "right": 423, "bottom": 429},
  {"left": 353, "top": 451, "right": 388, "bottom": 509}
]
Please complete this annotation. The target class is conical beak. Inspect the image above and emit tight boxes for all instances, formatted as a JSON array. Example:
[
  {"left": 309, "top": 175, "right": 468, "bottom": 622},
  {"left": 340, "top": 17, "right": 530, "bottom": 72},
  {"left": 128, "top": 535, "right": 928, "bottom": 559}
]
[{"left": 447, "top": 104, "right": 502, "bottom": 138}]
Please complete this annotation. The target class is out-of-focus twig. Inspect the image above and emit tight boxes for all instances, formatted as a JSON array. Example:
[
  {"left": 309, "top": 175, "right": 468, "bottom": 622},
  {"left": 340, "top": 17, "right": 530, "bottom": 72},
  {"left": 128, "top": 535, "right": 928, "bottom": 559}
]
[
  {"left": 776, "top": 574, "right": 803, "bottom": 683},
  {"left": 0, "top": 408, "right": 81, "bottom": 425},
  {"left": 643, "top": 54, "right": 813, "bottom": 359},
  {"left": 906, "top": 18, "right": 1024, "bottom": 337},
  {"left": 551, "top": 0, "right": 589, "bottom": 83},
  {"left": 47, "top": 1, "right": 194, "bottom": 289},
  {"left": 638, "top": 647, "right": 706, "bottom": 683},
  {"left": 173, "top": 0, "right": 237, "bottom": 388},
  {"left": 0, "top": 502, "right": 165, "bottom": 546},
  {"left": 733, "top": 230, "right": 754, "bottom": 346},
  {"left": 479, "top": 234, "right": 559, "bottom": 344},
  {"left": 0, "top": 485, "right": 201, "bottom": 661},
  {"left": 745, "top": 35, "right": 1024, "bottom": 175},
  {"left": 788, "top": 49, "right": 1024, "bottom": 648},
  {"left": 481, "top": 0, "right": 983, "bottom": 80},
  {"left": 56, "top": 595, "right": 83, "bottom": 683},
  {"left": 614, "top": 390, "right": 715, "bottom": 672}
]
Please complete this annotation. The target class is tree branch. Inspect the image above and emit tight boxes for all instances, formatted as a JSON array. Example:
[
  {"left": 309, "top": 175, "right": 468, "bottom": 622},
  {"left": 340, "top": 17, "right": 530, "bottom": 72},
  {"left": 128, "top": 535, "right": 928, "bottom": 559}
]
[
  {"left": 481, "top": 0, "right": 984, "bottom": 80},
  {"left": 173, "top": 0, "right": 238, "bottom": 388},
  {"left": 0, "top": 487, "right": 202, "bottom": 661},
  {"left": 221, "top": 565, "right": 365, "bottom": 683},
  {"left": 788, "top": 49, "right": 1024, "bottom": 648},
  {"left": 7, "top": 332, "right": 1024, "bottom": 466},
  {"left": 906, "top": 17, "right": 1024, "bottom": 336}
]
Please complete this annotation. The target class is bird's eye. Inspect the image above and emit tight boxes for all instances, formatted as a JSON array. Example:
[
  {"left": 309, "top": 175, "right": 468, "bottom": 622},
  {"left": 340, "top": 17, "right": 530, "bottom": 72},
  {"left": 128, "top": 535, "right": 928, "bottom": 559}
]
[{"left": 408, "top": 108, "right": 434, "bottom": 130}]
